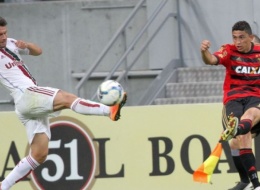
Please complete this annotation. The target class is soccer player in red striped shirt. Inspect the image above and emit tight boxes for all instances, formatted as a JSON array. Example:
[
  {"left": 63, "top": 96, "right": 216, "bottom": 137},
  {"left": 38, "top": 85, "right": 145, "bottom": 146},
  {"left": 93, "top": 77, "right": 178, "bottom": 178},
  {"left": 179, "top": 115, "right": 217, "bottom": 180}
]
[{"left": 201, "top": 21, "right": 260, "bottom": 190}]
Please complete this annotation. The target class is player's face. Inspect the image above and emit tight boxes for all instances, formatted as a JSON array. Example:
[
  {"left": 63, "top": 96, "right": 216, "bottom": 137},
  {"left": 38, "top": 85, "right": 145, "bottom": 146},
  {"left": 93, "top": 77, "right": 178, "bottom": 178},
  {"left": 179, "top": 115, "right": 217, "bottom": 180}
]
[
  {"left": 0, "top": 26, "right": 7, "bottom": 48},
  {"left": 232, "top": 30, "right": 253, "bottom": 53}
]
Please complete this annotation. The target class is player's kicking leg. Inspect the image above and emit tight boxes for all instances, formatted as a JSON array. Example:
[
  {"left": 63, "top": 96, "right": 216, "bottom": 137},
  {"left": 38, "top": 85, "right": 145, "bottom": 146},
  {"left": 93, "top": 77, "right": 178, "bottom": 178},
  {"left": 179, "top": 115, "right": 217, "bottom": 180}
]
[{"left": 54, "top": 90, "right": 127, "bottom": 121}]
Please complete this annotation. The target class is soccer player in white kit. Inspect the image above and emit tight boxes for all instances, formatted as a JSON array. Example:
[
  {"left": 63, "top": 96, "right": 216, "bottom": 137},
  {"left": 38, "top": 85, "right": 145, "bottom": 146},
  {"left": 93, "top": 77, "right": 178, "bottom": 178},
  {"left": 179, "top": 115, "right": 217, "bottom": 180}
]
[{"left": 0, "top": 16, "right": 127, "bottom": 190}]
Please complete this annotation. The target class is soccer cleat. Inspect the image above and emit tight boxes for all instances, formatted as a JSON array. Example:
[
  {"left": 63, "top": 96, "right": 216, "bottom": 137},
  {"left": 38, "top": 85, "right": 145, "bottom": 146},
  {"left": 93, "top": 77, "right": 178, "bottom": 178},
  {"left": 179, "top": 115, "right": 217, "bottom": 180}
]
[
  {"left": 219, "top": 115, "right": 239, "bottom": 142},
  {"left": 109, "top": 92, "right": 127, "bottom": 121},
  {"left": 228, "top": 182, "right": 253, "bottom": 190}
]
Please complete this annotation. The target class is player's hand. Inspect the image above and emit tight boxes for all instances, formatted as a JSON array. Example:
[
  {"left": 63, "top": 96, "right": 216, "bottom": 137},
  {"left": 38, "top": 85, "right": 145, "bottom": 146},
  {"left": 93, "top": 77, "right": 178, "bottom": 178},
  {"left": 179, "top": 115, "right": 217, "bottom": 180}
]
[
  {"left": 15, "top": 40, "right": 28, "bottom": 49},
  {"left": 201, "top": 40, "right": 211, "bottom": 52}
]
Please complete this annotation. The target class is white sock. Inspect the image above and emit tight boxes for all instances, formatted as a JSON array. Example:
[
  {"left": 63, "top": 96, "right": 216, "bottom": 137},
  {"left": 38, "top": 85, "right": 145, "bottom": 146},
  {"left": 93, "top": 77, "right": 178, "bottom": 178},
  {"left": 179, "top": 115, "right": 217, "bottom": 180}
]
[
  {"left": 1, "top": 155, "right": 39, "bottom": 190},
  {"left": 70, "top": 98, "right": 110, "bottom": 116}
]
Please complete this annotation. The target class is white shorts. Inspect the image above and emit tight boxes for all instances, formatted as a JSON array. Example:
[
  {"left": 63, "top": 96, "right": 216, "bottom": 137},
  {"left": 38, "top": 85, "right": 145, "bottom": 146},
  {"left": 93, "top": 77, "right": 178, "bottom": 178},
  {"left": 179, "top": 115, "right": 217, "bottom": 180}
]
[{"left": 15, "top": 86, "right": 60, "bottom": 144}]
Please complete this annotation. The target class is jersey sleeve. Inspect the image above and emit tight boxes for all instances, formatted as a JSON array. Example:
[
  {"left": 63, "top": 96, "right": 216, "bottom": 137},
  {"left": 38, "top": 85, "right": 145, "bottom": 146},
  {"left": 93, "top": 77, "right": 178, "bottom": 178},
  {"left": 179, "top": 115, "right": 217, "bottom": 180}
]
[
  {"left": 213, "top": 45, "right": 229, "bottom": 66},
  {"left": 9, "top": 38, "right": 30, "bottom": 55}
]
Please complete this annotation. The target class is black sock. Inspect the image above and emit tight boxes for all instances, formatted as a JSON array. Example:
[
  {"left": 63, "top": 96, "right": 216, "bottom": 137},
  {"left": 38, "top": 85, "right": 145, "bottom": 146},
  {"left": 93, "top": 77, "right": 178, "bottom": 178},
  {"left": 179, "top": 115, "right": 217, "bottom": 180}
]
[
  {"left": 240, "top": 149, "right": 260, "bottom": 188},
  {"left": 232, "top": 155, "right": 250, "bottom": 183},
  {"left": 237, "top": 119, "right": 252, "bottom": 135}
]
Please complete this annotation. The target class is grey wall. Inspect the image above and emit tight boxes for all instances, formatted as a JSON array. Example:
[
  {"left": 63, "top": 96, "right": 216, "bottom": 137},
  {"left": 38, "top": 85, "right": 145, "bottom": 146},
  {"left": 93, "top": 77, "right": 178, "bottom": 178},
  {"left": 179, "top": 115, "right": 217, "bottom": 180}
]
[
  {"left": 0, "top": 0, "right": 148, "bottom": 107},
  {"left": 1, "top": 0, "right": 147, "bottom": 89},
  {"left": 0, "top": 0, "right": 259, "bottom": 109}
]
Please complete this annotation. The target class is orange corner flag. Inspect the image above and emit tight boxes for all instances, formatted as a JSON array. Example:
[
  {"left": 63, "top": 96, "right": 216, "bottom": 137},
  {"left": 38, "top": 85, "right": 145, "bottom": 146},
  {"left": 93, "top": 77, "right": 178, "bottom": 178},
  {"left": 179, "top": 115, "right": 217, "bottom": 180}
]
[{"left": 193, "top": 142, "right": 222, "bottom": 183}]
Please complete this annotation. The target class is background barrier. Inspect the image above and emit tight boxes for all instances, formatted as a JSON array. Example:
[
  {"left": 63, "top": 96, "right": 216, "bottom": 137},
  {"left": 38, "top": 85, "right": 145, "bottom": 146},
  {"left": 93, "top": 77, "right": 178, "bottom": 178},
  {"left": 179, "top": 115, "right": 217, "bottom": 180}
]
[{"left": 0, "top": 104, "right": 258, "bottom": 189}]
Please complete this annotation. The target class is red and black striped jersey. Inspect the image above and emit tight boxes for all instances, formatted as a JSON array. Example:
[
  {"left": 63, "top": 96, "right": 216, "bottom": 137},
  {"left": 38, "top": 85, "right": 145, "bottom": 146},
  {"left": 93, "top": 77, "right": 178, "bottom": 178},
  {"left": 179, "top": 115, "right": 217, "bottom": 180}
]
[{"left": 214, "top": 43, "right": 260, "bottom": 104}]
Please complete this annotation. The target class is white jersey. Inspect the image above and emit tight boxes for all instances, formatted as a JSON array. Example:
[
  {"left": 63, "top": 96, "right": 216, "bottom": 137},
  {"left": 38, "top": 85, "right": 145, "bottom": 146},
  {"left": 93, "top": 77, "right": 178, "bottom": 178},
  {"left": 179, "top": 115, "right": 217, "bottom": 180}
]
[
  {"left": 0, "top": 39, "right": 60, "bottom": 144},
  {"left": 0, "top": 38, "right": 37, "bottom": 97}
]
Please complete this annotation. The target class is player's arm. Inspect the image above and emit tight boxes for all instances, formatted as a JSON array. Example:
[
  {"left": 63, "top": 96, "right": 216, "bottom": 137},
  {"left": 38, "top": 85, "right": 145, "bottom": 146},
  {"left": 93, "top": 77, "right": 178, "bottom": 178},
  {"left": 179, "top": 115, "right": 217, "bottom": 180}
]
[
  {"left": 15, "top": 40, "right": 42, "bottom": 56},
  {"left": 200, "top": 40, "right": 218, "bottom": 65}
]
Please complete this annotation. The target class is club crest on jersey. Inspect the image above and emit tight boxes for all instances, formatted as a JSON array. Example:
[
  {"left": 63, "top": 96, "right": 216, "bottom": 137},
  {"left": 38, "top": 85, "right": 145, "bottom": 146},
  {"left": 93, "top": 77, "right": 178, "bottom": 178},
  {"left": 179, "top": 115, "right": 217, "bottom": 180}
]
[
  {"left": 235, "top": 66, "right": 260, "bottom": 74},
  {"left": 5, "top": 61, "right": 24, "bottom": 69}
]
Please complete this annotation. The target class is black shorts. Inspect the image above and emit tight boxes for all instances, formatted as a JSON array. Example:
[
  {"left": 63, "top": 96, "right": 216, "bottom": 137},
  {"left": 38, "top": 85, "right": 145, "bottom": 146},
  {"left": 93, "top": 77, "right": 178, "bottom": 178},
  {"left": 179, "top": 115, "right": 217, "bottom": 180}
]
[{"left": 222, "top": 96, "right": 260, "bottom": 137}]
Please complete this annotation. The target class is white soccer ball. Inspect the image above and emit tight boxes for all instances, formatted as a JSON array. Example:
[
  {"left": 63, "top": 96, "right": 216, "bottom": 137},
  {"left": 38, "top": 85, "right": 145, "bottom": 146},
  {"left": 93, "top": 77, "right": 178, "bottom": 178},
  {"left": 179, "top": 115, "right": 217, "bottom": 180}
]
[{"left": 97, "top": 80, "right": 124, "bottom": 106}]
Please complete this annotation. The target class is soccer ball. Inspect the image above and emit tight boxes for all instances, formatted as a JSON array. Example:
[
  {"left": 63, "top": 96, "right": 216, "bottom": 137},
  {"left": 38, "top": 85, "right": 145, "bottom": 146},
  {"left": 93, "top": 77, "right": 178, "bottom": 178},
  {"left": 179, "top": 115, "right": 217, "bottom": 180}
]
[{"left": 97, "top": 80, "right": 124, "bottom": 106}]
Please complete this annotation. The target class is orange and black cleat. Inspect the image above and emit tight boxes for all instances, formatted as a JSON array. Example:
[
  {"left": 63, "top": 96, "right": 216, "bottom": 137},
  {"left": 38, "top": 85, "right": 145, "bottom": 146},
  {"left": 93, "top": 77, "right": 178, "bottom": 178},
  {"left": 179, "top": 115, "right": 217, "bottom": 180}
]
[{"left": 110, "top": 92, "right": 127, "bottom": 121}]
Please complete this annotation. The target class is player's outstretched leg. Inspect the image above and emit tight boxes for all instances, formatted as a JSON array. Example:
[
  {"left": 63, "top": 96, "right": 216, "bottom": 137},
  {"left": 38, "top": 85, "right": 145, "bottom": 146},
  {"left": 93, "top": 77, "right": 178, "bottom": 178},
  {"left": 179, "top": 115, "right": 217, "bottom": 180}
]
[{"left": 110, "top": 92, "right": 127, "bottom": 121}]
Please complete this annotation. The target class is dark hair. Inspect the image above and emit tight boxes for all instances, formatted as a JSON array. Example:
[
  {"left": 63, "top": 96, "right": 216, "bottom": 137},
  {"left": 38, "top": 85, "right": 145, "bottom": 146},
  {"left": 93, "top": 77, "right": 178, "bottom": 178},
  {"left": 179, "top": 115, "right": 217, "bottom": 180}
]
[
  {"left": 0, "top": 17, "right": 7, "bottom": 27},
  {"left": 232, "top": 21, "right": 252, "bottom": 35}
]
